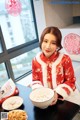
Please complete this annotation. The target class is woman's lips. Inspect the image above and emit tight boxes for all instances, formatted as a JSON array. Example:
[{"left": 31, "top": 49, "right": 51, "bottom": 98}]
[{"left": 45, "top": 50, "right": 50, "bottom": 53}]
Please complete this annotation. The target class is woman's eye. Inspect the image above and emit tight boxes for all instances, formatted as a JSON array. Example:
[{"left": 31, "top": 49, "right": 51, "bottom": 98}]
[
  {"left": 52, "top": 42, "right": 56, "bottom": 44},
  {"left": 44, "top": 40, "right": 47, "bottom": 43}
]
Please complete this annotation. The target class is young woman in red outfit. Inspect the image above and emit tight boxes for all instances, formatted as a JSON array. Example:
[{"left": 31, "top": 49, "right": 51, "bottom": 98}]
[{"left": 31, "top": 26, "right": 76, "bottom": 105}]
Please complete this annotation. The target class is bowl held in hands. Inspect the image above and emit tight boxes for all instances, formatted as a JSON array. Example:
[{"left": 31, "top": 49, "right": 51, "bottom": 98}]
[{"left": 29, "top": 87, "right": 54, "bottom": 109}]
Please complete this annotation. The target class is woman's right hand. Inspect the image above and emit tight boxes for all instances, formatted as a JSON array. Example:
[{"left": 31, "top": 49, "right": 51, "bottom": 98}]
[{"left": 50, "top": 91, "right": 58, "bottom": 105}]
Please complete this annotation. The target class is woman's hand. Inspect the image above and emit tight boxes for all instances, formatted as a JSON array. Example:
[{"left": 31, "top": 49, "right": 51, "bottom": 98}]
[{"left": 50, "top": 91, "right": 58, "bottom": 105}]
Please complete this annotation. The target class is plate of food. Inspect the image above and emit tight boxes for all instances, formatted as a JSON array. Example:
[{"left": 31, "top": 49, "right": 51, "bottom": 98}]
[
  {"left": 8, "top": 109, "right": 28, "bottom": 120},
  {"left": 2, "top": 96, "right": 23, "bottom": 110}
]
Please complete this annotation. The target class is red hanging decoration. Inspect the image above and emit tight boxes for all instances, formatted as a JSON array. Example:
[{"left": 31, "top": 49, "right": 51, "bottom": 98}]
[{"left": 5, "top": 0, "right": 22, "bottom": 16}]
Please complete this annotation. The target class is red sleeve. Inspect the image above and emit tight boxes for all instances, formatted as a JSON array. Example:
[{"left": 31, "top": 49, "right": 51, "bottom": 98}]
[
  {"left": 63, "top": 55, "right": 76, "bottom": 94},
  {"left": 55, "top": 55, "right": 76, "bottom": 99},
  {"left": 31, "top": 58, "right": 43, "bottom": 89},
  {"left": 32, "top": 58, "right": 40, "bottom": 81}
]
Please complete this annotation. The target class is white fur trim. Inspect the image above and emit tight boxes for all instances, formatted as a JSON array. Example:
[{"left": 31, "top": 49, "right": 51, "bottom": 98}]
[
  {"left": 32, "top": 84, "right": 43, "bottom": 90},
  {"left": 55, "top": 83, "right": 73, "bottom": 99},
  {"left": 65, "top": 89, "right": 80, "bottom": 105},
  {"left": 30, "top": 81, "right": 42, "bottom": 89},
  {"left": 55, "top": 87, "right": 68, "bottom": 99},
  {"left": 52, "top": 53, "right": 63, "bottom": 88},
  {"left": 36, "top": 52, "right": 48, "bottom": 87},
  {"left": 31, "top": 81, "right": 42, "bottom": 85},
  {"left": 57, "top": 83, "right": 73, "bottom": 93},
  {"left": 35, "top": 53, "right": 64, "bottom": 89}
]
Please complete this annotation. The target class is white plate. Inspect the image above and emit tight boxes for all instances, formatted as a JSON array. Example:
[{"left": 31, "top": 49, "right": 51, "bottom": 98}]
[{"left": 2, "top": 96, "right": 23, "bottom": 110}]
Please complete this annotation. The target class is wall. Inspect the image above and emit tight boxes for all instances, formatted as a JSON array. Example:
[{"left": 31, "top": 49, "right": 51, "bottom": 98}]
[
  {"left": 33, "top": 0, "right": 46, "bottom": 38},
  {"left": 43, "top": 0, "right": 73, "bottom": 28},
  {"left": 33, "top": 0, "right": 80, "bottom": 36},
  {"left": 73, "top": 4, "right": 80, "bottom": 16},
  {"left": 72, "top": 4, "right": 80, "bottom": 24},
  {"left": 33, "top": 0, "right": 74, "bottom": 37}
]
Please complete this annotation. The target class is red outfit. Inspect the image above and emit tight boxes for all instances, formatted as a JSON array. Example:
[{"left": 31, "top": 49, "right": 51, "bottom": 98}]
[{"left": 32, "top": 52, "right": 76, "bottom": 99}]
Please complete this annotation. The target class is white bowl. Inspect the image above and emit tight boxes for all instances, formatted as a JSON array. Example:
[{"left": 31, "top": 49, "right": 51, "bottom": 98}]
[{"left": 29, "top": 87, "right": 54, "bottom": 109}]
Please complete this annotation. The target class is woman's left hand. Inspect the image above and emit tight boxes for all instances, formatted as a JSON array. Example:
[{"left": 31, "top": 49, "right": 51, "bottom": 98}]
[{"left": 50, "top": 91, "right": 58, "bottom": 105}]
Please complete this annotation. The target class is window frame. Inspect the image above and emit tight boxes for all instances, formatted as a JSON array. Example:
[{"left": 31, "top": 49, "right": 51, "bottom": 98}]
[{"left": 0, "top": 0, "right": 39, "bottom": 82}]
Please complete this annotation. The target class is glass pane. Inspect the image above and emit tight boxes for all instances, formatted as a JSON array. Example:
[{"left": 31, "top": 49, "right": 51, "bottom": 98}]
[
  {"left": 0, "top": 27, "right": 3, "bottom": 53},
  {"left": 0, "top": 40, "right": 3, "bottom": 53},
  {"left": 0, "top": 63, "right": 8, "bottom": 87},
  {"left": 10, "top": 47, "right": 40, "bottom": 79},
  {"left": 0, "top": 0, "right": 37, "bottom": 49}
]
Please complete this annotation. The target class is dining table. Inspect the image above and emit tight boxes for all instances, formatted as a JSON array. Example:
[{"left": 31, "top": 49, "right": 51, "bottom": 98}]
[{"left": 0, "top": 83, "right": 80, "bottom": 120}]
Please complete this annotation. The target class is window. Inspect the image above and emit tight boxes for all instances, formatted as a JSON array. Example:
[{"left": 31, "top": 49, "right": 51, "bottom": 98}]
[
  {"left": 0, "top": 63, "right": 8, "bottom": 87},
  {"left": 10, "top": 48, "right": 40, "bottom": 79},
  {"left": 0, "top": 40, "right": 3, "bottom": 53},
  {"left": 0, "top": 0, "right": 39, "bottom": 86}
]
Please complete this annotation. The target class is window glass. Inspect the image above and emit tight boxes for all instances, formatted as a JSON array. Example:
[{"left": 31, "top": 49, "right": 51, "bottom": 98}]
[
  {"left": 0, "top": 27, "right": 3, "bottom": 53},
  {"left": 10, "top": 47, "right": 40, "bottom": 79},
  {"left": 0, "top": 40, "right": 3, "bottom": 53},
  {"left": 0, "top": 0, "right": 37, "bottom": 49},
  {"left": 0, "top": 0, "right": 39, "bottom": 82},
  {"left": 0, "top": 63, "right": 8, "bottom": 87}
]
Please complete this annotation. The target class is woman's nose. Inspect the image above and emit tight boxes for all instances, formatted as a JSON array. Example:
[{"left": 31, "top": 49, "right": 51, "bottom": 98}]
[{"left": 46, "top": 43, "right": 50, "bottom": 48}]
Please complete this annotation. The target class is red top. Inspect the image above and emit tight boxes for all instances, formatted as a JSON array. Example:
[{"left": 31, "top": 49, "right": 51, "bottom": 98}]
[{"left": 32, "top": 52, "right": 76, "bottom": 99}]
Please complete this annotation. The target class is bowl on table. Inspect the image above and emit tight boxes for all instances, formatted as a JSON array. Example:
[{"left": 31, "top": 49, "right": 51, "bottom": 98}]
[{"left": 29, "top": 87, "right": 54, "bottom": 109}]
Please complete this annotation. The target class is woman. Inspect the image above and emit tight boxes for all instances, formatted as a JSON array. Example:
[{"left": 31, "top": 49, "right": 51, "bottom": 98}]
[{"left": 31, "top": 26, "right": 76, "bottom": 105}]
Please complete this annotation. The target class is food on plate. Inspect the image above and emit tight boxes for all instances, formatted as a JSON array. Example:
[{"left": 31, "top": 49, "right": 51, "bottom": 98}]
[
  {"left": 30, "top": 87, "right": 54, "bottom": 102},
  {"left": 29, "top": 87, "right": 54, "bottom": 108},
  {"left": 2, "top": 96, "right": 23, "bottom": 110},
  {"left": 8, "top": 109, "right": 28, "bottom": 120}
]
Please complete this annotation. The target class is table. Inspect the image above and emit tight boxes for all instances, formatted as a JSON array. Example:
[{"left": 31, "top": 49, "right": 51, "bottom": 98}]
[{"left": 0, "top": 84, "right": 80, "bottom": 120}]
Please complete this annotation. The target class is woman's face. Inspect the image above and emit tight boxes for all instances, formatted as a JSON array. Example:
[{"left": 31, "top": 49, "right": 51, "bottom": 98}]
[{"left": 41, "top": 33, "right": 58, "bottom": 58}]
